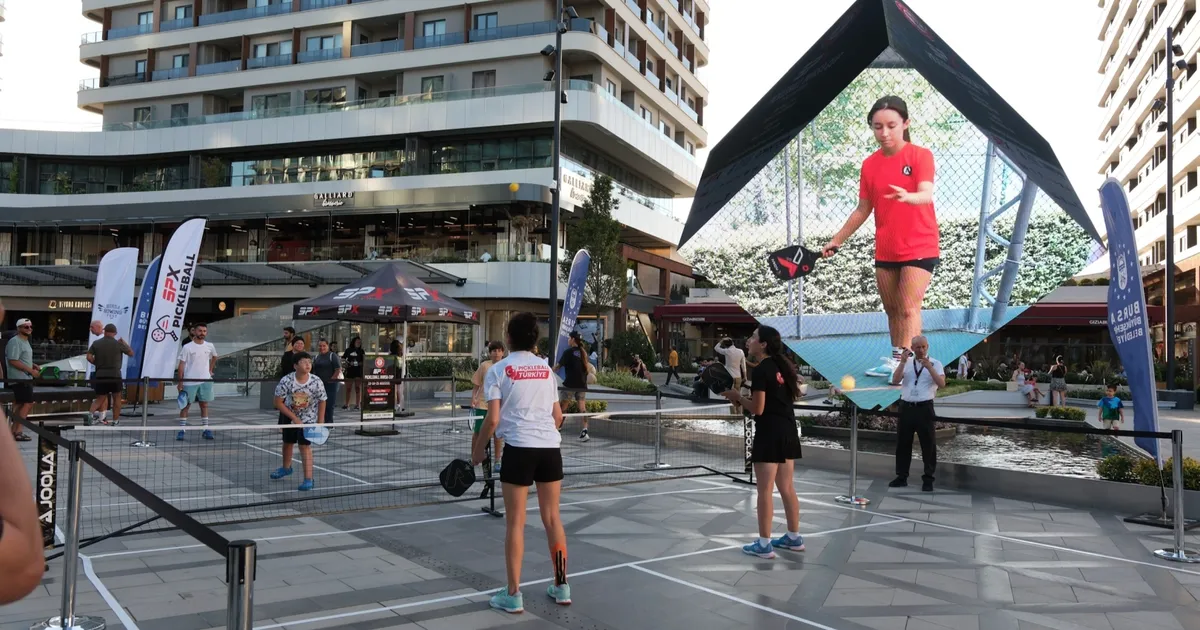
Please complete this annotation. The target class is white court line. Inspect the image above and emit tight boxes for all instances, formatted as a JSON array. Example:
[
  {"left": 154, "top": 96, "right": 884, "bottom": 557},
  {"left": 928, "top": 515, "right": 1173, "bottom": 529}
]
[
  {"left": 242, "top": 441, "right": 369, "bottom": 485},
  {"left": 81, "top": 554, "right": 142, "bottom": 630},
  {"left": 252, "top": 519, "right": 897, "bottom": 630},
  {"left": 630, "top": 565, "right": 840, "bottom": 630},
  {"left": 86, "top": 485, "right": 736, "bottom": 559}
]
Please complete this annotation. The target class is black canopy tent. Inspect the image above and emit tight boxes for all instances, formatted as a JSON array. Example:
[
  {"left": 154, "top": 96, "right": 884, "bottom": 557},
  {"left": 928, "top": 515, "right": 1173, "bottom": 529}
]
[
  {"left": 678, "top": 0, "right": 1101, "bottom": 248},
  {"left": 292, "top": 263, "right": 479, "bottom": 422}
]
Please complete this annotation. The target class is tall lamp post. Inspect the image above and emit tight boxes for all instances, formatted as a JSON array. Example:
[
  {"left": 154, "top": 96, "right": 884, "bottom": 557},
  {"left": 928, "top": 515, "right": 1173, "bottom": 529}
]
[
  {"left": 542, "top": 1, "right": 578, "bottom": 350},
  {"left": 1157, "top": 29, "right": 1187, "bottom": 390}
]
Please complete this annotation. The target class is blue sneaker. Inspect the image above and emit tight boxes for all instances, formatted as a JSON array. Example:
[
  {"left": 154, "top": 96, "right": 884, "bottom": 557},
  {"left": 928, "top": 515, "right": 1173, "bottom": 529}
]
[
  {"left": 547, "top": 583, "right": 571, "bottom": 605},
  {"left": 176, "top": 430, "right": 186, "bottom": 441},
  {"left": 298, "top": 478, "right": 314, "bottom": 491},
  {"left": 489, "top": 589, "right": 523, "bottom": 614},
  {"left": 493, "top": 462, "right": 502, "bottom": 475},
  {"left": 269, "top": 467, "right": 293, "bottom": 480},
  {"left": 742, "top": 540, "right": 776, "bottom": 559},
  {"left": 771, "top": 534, "right": 805, "bottom": 551},
  {"left": 202, "top": 429, "right": 214, "bottom": 440},
  {"left": 864, "top": 356, "right": 900, "bottom": 380}
]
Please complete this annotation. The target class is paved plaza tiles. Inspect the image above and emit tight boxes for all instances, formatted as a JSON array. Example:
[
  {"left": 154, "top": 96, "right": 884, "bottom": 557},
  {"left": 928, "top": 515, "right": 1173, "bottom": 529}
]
[{"left": 5, "top": 465, "right": 1200, "bottom": 630}]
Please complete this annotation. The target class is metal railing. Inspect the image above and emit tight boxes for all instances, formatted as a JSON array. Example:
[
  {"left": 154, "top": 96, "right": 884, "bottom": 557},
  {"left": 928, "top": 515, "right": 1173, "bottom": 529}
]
[
  {"left": 159, "top": 17, "right": 193, "bottom": 32},
  {"left": 197, "top": 60, "right": 242, "bottom": 77},
  {"left": 246, "top": 53, "right": 292, "bottom": 70},
  {"left": 413, "top": 31, "right": 465, "bottom": 49},
  {"left": 350, "top": 39, "right": 402, "bottom": 57},
  {"left": 199, "top": 1, "right": 293, "bottom": 26},
  {"left": 81, "top": 31, "right": 102, "bottom": 44},
  {"left": 151, "top": 66, "right": 188, "bottom": 81},
  {"left": 647, "top": 19, "right": 666, "bottom": 43},
  {"left": 297, "top": 48, "right": 340, "bottom": 64},
  {"left": 107, "top": 22, "right": 152, "bottom": 40},
  {"left": 469, "top": 20, "right": 556, "bottom": 43},
  {"left": 301, "top": 0, "right": 346, "bottom": 9},
  {"left": 625, "top": 0, "right": 642, "bottom": 17}
]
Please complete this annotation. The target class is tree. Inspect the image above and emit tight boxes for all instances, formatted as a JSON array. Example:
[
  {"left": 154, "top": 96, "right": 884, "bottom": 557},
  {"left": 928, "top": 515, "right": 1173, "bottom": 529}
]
[{"left": 562, "top": 174, "right": 627, "bottom": 309}]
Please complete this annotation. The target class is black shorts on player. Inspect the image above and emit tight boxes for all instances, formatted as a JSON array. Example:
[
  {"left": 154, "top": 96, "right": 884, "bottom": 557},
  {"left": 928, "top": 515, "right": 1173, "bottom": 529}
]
[
  {"left": 92, "top": 379, "right": 122, "bottom": 396},
  {"left": 9, "top": 382, "right": 33, "bottom": 405},
  {"left": 278, "top": 415, "right": 311, "bottom": 446},
  {"left": 499, "top": 445, "right": 564, "bottom": 487}
]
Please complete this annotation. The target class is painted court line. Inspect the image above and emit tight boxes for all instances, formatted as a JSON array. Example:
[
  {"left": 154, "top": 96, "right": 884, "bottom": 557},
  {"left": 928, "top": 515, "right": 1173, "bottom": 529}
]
[
  {"left": 630, "top": 565, "right": 840, "bottom": 630},
  {"left": 242, "top": 441, "right": 370, "bottom": 485},
  {"left": 87, "top": 485, "right": 735, "bottom": 559},
  {"left": 81, "top": 554, "right": 142, "bottom": 630},
  {"left": 252, "top": 520, "right": 898, "bottom": 630}
]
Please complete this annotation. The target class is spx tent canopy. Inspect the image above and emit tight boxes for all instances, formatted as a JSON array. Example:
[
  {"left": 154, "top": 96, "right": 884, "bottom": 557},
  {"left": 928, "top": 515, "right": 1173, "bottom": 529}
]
[{"left": 291, "top": 262, "right": 480, "bottom": 325}]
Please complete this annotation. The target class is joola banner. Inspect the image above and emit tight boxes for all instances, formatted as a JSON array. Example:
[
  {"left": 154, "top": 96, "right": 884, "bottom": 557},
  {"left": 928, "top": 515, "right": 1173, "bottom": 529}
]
[{"left": 141, "top": 218, "right": 206, "bottom": 379}]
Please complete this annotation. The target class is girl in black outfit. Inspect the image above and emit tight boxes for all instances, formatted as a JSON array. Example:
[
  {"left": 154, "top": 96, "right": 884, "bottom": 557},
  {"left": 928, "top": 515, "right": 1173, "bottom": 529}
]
[
  {"left": 721, "top": 326, "right": 804, "bottom": 559},
  {"left": 342, "top": 337, "right": 366, "bottom": 409}
]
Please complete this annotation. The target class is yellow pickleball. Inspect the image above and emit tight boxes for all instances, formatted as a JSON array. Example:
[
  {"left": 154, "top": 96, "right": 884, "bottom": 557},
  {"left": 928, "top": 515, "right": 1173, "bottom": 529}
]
[{"left": 840, "top": 375, "right": 856, "bottom": 391}]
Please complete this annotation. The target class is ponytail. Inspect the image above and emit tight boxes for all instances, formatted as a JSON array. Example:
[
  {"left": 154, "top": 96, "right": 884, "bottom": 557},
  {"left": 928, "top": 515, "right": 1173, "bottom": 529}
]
[
  {"left": 757, "top": 326, "right": 801, "bottom": 400},
  {"left": 903, "top": 128, "right": 911, "bottom": 142}
]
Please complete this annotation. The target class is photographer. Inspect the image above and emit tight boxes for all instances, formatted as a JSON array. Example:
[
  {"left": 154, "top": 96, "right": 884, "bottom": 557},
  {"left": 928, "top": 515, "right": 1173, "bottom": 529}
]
[{"left": 890, "top": 335, "right": 944, "bottom": 492}]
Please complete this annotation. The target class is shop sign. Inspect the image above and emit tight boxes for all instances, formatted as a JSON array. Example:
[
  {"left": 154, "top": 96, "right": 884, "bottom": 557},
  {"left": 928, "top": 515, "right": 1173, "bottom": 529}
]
[
  {"left": 362, "top": 356, "right": 395, "bottom": 420},
  {"left": 48, "top": 299, "right": 92, "bottom": 311},
  {"left": 682, "top": 316, "right": 706, "bottom": 323},
  {"left": 314, "top": 192, "right": 354, "bottom": 208}
]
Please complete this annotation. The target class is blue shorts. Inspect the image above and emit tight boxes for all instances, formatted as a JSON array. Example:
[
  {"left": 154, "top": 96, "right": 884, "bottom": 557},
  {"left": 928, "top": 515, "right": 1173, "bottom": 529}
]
[{"left": 183, "top": 382, "right": 214, "bottom": 403}]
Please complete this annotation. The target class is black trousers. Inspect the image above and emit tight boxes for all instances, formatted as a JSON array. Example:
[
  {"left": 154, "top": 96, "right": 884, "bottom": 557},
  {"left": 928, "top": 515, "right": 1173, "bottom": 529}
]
[
  {"left": 896, "top": 400, "right": 937, "bottom": 482},
  {"left": 665, "top": 366, "right": 680, "bottom": 385}
]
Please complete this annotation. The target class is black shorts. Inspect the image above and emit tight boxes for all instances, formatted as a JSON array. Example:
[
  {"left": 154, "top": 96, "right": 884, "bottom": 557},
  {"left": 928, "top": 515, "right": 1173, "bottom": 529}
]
[
  {"left": 9, "top": 382, "right": 33, "bottom": 404},
  {"left": 278, "top": 414, "right": 310, "bottom": 446},
  {"left": 92, "top": 379, "right": 122, "bottom": 396},
  {"left": 875, "top": 258, "right": 940, "bottom": 273},
  {"left": 345, "top": 366, "right": 363, "bottom": 379},
  {"left": 751, "top": 419, "right": 803, "bottom": 463},
  {"left": 499, "top": 445, "right": 564, "bottom": 487}
]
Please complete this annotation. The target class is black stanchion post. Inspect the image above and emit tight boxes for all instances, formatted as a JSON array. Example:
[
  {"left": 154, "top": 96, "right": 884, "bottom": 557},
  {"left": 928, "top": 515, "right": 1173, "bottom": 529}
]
[
  {"left": 226, "top": 540, "right": 256, "bottom": 630},
  {"left": 835, "top": 404, "right": 870, "bottom": 506},
  {"left": 644, "top": 390, "right": 669, "bottom": 469},
  {"left": 445, "top": 376, "right": 463, "bottom": 434},
  {"left": 132, "top": 377, "right": 154, "bottom": 448},
  {"left": 1154, "top": 430, "right": 1200, "bottom": 563},
  {"left": 480, "top": 440, "right": 503, "bottom": 518}
]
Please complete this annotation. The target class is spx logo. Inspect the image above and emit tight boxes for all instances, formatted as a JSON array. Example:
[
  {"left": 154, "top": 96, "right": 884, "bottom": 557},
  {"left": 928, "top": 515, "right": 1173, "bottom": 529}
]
[
  {"left": 150, "top": 315, "right": 179, "bottom": 343},
  {"left": 298, "top": 306, "right": 320, "bottom": 317},
  {"left": 335, "top": 286, "right": 394, "bottom": 301},
  {"left": 405, "top": 288, "right": 434, "bottom": 301}
]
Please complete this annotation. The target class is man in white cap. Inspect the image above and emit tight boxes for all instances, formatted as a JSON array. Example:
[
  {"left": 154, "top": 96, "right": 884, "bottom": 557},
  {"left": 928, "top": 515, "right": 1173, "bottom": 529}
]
[{"left": 5, "top": 319, "right": 38, "bottom": 442}]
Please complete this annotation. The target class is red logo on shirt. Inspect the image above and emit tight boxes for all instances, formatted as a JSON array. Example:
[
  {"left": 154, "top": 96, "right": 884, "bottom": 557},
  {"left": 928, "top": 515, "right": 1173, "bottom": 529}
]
[
  {"left": 776, "top": 372, "right": 784, "bottom": 385},
  {"left": 506, "top": 365, "right": 550, "bottom": 380}
]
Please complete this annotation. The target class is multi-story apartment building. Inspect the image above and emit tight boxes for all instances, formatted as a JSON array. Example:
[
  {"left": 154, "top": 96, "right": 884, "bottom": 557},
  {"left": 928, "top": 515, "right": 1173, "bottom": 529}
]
[
  {"left": 1095, "top": 0, "right": 1200, "bottom": 363},
  {"left": 0, "top": 0, "right": 708, "bottom": 361}
]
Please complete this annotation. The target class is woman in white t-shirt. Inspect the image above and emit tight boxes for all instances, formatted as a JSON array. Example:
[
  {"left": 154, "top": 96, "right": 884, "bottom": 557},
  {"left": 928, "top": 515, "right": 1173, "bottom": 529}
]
[{"left": 471, "top": 312, "right": 571, "bottom": 613}]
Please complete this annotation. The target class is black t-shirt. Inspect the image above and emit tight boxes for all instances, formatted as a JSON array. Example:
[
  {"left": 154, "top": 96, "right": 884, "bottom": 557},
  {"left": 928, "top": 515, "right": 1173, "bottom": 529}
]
[
  {"left": 279, "top": 350, "right": 295, "bottom": 378},
  {"left": 89, "top": 336, "right": 126, "bottom": 379},
  {"left": 342, "top": 347, "right": 365, "bottom": 370},
  {"left": 1050, "top": 364, "right": 1066, "bottom": 378},
  {"left": 750, "top": 357, "right": 796, "bottom": 424},
  {"left": 559, "top": 347, "right": 586, "bottom": 388}
]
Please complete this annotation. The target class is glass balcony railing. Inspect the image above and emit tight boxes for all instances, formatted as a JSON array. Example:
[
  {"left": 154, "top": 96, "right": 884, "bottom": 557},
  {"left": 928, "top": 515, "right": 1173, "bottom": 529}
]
[
  {"left": 196, "top": 60, "right": 241, "bottom": 76},
  {"left": 298, "top": 48, "right": 341, "bottom": 63},
  {"left": 614, "top": 40, "right": 626, "bottom": 58},
  {"left": 470, "top": 20, "right": 555, "bottom": 43},
  {"left": 413, "top": 31, "right": 465, "bottom": 49},
  {"left": 350, "top": 40, "right": 403, "bottom": 57},
  {"left": 91, "top": 72, "right": 145, "bottom": 88},
  {"left": 199, "top": 1, "right": 292, "bottom": 26},
  {"left": 683, "top": 12, "right": 700, "bottom": 36},
  {"left": 626, "top": 0, "right": 641, "bottom": 17},
  {"left": 300, "top": 0, "right": 346, "bottom": 9},
  {"left": 645, "top": 67, "right": 660, "bottom": 87},
  {"left": 107, "top": 22, "right": 152, "bottom": 40},
  {"left": 596, "top": 24, "right": 609, "bottom": 44},
  {"left": 159, "top": 17, "right": 193, "bottom": 32},
  {"left": 247, "top": 54, "right": 292, "bottom": 70},
  {"left": 81, "top": 31, "right": 102, "bottom": 44},
  {"left": 683, "top": 56, "right": 694, "bottom": 73},
  {"left": 665, "top": 89, "right": 679, "bottom": 106},
  {"left": 151, "top": 67, "right": 188, "bottom": 81},
  {"left": 666, "top": 37, "right": 678, "bottom": 58},
  {"left": 680, "top": 100, "right": 698, "bottom": 123},
  {"left": 647, "top": 19, "right": 666, "bottom": 42},
  {"left": 624, "top": 47, "right": 640, "bottom": 70}
]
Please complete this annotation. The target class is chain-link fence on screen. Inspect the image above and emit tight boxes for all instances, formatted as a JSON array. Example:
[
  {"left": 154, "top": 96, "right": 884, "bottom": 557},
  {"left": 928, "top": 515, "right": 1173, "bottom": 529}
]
[{"left": 681, "top": 65, "right": 1095, "bottom": 324}]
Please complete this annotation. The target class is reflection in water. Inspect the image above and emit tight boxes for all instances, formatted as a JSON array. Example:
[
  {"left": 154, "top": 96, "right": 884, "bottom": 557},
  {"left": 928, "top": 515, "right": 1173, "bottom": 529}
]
[{"left": 665, "top": 419, "right": 1132, "bottom": 479}]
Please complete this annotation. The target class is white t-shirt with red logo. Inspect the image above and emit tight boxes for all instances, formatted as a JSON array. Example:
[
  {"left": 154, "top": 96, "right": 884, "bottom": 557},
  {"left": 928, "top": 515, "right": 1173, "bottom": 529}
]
[{"left": 484, "top": 351, "right": 561, "bottom": 449}]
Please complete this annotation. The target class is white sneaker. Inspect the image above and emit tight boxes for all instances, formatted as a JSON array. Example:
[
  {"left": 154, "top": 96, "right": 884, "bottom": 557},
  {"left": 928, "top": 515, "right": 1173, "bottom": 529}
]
[{"left": 864, "top": 356, "right": 900, "bottom": 380}]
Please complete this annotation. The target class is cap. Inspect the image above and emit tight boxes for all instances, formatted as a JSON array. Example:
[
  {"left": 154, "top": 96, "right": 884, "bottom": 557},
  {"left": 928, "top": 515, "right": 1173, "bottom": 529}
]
[
  {"left": 15, "top": 318, "right": 31, "bottom": 327},
  {"left": 103, "top": 323, "right": 118, "bottom": 333},
  {"left": 569, "top": 331, "right": 582, "bottom": 341}
]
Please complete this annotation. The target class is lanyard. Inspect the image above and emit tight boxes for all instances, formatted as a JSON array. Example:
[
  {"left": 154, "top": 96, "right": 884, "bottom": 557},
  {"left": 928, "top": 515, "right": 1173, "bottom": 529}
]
[{"left": 913, "top": 361, "right": 925, "bottom": 384}]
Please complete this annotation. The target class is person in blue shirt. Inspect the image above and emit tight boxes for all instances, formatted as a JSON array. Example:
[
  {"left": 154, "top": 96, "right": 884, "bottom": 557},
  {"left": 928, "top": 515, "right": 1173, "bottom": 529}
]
[{"left": 1097, "top": 385, "right": 1124, "bottom": 430}]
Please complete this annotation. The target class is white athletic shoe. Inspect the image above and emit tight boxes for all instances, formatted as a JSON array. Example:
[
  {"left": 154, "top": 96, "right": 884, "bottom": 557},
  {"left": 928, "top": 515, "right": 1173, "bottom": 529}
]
[{"left": 864, "top": 356, "right": 900, "bottom": 380}]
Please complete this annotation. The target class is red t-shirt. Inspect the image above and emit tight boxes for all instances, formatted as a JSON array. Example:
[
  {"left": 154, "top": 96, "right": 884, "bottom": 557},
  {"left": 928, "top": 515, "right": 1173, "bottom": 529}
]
[{"left": 858, "top": 143, "right": 939, "bottom": 262}]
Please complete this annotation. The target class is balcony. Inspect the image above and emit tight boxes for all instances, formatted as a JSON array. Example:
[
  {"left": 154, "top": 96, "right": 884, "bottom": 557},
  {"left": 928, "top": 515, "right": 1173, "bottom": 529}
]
[
  {"left": 159, "top": 17, "right": 193, "bottom": 32},
  {"left": 624, "top": 47, "right": 640, "bottom": 70},
  {"left": 298, "top": 48, "right": 341, "bottom": 64},
  {"left": 645, "top": 67, "right": 659, "bottom": 88},
  {"left": 81, "top": 31, "right": 102, "bottom": 44},
  {"left": 247, "top": 54, "right": 292, "bottom": 69},
  {"left": 626, "top": 0, "right": 642, "bottom": 18},
  {"left": 83, "top": 72, "right": 145, "bottom": 89},
  {"left": 682, "top": 11, "right": 699, "bottom": 36},
  {"left": 647, "top": 19, "right": 666, "bottom": 43},
  {"left": 196, "top": 60, "right": 241, "bottom": 77},
  {"left": 413, "top": 32, "right": 465, "bottom": 49},
  {"left": 300, "top": 0, "right": 346, "bottom": 9},
  {"left": 614, "top": 39, "right": 626, "bottom": 58},
  {"left": 665, "top": 89, "right": 679, "bottom": 106},
  {"left": 469, "top": 20, "right": 555, "bottom": 43},
  {"left": 680, "top": 100, "right": 698, "bottom": 123},
  {"left": 683, "top": 56, "right": 693, "bottom": 73},
  {"left": 198, "top": 1, "right": 293, "bottom": 27},
  {"left": 666, "top": 37, "right": 678, "bottom": 58},
  {"left": 151, "top": 67, "right": 188, "bottom": 81},
  {"left": 107, "top": 23, "right": 152, "bottom": 40},
  {"left": 350, "top": 40, "right": 402, "bottom": 57}
]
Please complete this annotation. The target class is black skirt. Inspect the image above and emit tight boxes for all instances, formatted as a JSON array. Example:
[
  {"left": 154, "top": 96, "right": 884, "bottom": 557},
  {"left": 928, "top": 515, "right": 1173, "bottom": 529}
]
[{"left": 751, "top": 417, "right": 803, "bottom": 463}]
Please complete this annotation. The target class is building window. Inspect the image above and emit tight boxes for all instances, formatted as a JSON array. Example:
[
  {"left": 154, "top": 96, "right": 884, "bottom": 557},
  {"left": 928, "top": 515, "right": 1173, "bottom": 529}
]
[
  {"left": 474, "top": 13, "right": 498, "bottom": 30},
  {"left": 685, "top": 140, "right": 695, "bottom": 155},
  {"left": 306, "top": 35, "right": 339, "bottom": 51},
  {"left": 423, "top": 20, "right": 446, "bottom": 37},
  {"left": 358, "top": 87, "right": 369, "bottom": 101},
  {"left": 137, "top": 11, "right": 153, "bottom": 25},
  {"left": 640, "top": 106, "right": 652, "bottom": 123},
  {"left": 174, "top": 5, "right": 192, "bottom": 20},
  {"left": 606, "top": 80, "right": 617, "bottom": 97},
  {"left": 173, "top": 54, "right": 189, "bottom": 68},
  {"left": 379, "top": 89, "right": 397, "bottom": 99},
  {"left": 472, "top": 70, "right": 496, "bottom": 96},
  {"left": 135, "top": 59, "right": 147, "bottom": 77},
  {"left": 133, "top": 107, "right": 152, "bottom": 123},
  {"left": 660, "top": 121, "right": 670, "bottom": 137},
  {"left": 303, "top": 87, "right": 347, "bottom": 108},
  {"left": 170, "top": 103, "right": 189, "bottom": 120},
  {"left": 251, "top": 93, "right": 292, "bottom": 115},
  {"left": 570, "top": 74, "right": 594, "bottom": 84},
  {"left": 253, "top": 41, "right": 291, "bottom": 57},
  {"left": 421, "top": 76, "right": 445, "bottom": 97}
]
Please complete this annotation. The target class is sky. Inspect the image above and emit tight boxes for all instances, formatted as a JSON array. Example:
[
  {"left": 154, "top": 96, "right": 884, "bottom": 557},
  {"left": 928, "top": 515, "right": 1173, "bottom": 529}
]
[{"left": 0, "top": 0, "right": 1101, "bottom": 228}]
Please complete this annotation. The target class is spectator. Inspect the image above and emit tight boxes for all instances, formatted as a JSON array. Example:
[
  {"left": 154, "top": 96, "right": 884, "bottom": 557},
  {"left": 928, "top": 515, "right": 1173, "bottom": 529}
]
[{"left": 0, "top": 409, "right": 44, "bottom": 604}]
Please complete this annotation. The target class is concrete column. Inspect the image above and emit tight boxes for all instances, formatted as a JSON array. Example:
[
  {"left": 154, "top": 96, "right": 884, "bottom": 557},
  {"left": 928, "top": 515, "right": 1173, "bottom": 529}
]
[
  {"left": 194, "top": 0, "right": 203, "bottom": 27},
  {"left": 291, "top": 28, "right": 300, "bottom": 64},
  {"left": 145, "top": 51, "right": 155, "bottom": 82},
  {"left": 463, "top": 4, "right": 472, "bottom": 43},
  {"left": 102, "top": 9, "right": 112, "bottom": 41},
  {"left": 342, "top": 21, "right": 352, "bottom": 58},
  {"left": 604, "top": 9, "right": 615, "bottom": 46},
  {"left": 153, "top": 0, "right": 163, "bottom": 32},
  {"left": 240, "top": 35, "right": 249, "bottom": 70},
  {"left": 695, "top": 97, "right": 703, "bottom": 125},
  {"left": 188, "top": 42, "right": 198, "bottom": 76},
  {"left": 403, "top": 12, "right": 415, "bottom": 50}
]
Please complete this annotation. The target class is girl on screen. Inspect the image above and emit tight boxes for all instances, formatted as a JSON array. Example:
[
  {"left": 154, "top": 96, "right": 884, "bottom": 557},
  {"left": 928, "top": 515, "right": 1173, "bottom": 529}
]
[{"left": 822, "top": 95, "right": 939, "bottom": 383}]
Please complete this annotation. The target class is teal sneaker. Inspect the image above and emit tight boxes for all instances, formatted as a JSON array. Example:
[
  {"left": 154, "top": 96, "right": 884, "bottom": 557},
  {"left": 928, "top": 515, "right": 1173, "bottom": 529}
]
[
  {"left": 742, "top": 540, "right": 776, "bottom": 559},
  {"left": 547, "top": 582, "right": 571, "bottom": 605},
  {"left": 489, "top": 589, "right": 523, "bottom": 614},
  {"left": 269, "top": 467, "right": 293, "bottom": 480},
  {"left": 298, "top": 478, "right": 314, "bottom": 491},
  {"left": 771, "top": 533, "right": 805, "bottom": 551}
]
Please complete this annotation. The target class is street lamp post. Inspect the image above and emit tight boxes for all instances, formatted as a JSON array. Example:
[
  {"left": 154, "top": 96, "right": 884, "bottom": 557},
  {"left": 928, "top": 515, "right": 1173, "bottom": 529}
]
[
  {"left": 545, "top": 0, "right": 571, "bottom": 353},
  {"left": 1164, "top": 28, "right": 1186, "bottom": 391}
]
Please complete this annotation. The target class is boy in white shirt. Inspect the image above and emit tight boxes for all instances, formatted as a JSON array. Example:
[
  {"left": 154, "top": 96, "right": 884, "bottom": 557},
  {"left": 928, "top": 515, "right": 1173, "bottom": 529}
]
[{"left": 472, "top": 312, "right": 571, "bottom": 613}]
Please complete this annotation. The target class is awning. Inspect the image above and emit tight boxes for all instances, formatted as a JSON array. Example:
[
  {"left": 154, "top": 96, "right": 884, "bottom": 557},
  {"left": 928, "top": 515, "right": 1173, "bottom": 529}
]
[
  {"left": 0, "top": 260, "right": 462, "bottom": 288},
  {"left": 292, "top": 263, "right": 478, "bottom": 324},
  {"left": 1009, "top": 303, "right": 1165, "bottom": 328},
  {"left": 652, "top": 302, "right": 757, "bottom": 324}
]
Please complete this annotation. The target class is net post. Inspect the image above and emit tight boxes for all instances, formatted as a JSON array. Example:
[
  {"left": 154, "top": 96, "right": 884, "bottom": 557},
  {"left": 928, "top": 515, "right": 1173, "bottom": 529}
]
[
  {"left": 42, "top": 440, "right": 106, "bottom": 630},
  {"left": 644, "top": 390, "right": 669, "bottom": 469},
  {"left": 131, "top": 377, "right": 154, "bottom": 448},
  {"left": 480, "top": 440, "right": 503, "bottom": 518},
  {"left": 835, "top": 404, "right": 870, "bottom": 507},
  {"left": 444, "top": 376, "right": 463, "bottom": 434},
  {"left": 225, "top": 540, "right": 256, "bottom": 630},
  {"left": 1154, "top": 430, "right": 1200, "bottom": 563}
]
